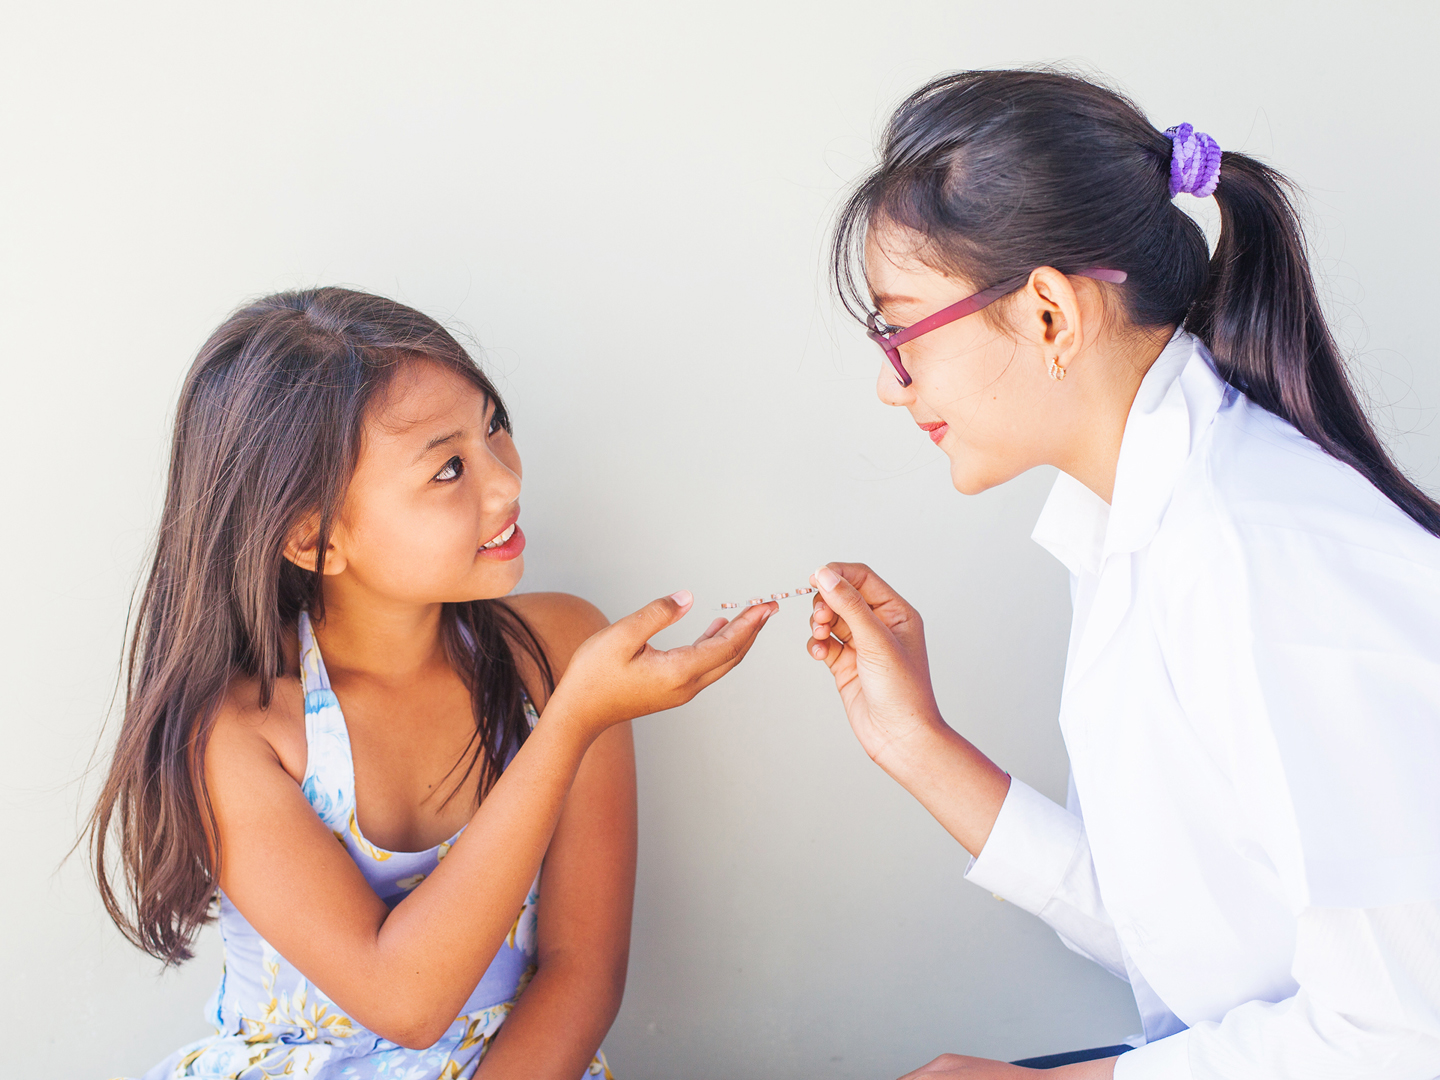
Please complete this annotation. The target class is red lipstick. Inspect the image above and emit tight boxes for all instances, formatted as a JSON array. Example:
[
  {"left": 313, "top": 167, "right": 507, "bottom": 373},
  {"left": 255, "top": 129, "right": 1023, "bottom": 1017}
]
[{"left": 917, "top": 420, "right": 949, "bottom": 445}]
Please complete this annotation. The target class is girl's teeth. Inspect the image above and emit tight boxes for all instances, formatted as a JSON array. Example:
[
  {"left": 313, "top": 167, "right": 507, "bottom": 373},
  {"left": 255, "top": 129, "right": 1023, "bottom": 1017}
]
[{"left": 483, "top": 523, "right": 516, "bottom": 549}]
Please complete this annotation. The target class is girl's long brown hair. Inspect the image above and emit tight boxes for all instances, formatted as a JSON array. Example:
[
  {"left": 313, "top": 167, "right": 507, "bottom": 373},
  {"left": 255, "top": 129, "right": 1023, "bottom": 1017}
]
[{"left": 88, "top": 287, "right": 554, "bottom": 964}]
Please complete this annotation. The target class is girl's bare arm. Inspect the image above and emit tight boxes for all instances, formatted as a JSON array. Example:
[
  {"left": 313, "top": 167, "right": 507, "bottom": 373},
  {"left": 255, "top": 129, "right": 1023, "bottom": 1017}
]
[
  {"left": 475, "top": 593, "right": 637, "bottom": 1077},
  {"left": 206, "top": 593, "right": 768, "bottom": 1050}
]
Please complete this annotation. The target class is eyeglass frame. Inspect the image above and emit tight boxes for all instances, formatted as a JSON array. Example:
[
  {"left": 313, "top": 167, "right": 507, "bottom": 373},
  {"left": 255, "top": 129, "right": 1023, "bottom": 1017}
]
[{"left": 865, "top": 268, "right": 1129, "bottom": 387}]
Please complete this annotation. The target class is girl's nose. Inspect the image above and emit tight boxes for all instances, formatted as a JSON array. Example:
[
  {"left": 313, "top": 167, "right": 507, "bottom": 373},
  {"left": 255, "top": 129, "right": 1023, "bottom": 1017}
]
[{"left": 876, "top": 361, "right": 914, "bottom": 407}]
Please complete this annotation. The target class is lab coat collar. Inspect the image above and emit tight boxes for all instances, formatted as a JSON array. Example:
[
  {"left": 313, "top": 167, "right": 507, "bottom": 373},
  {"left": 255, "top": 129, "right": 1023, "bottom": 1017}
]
[{"left": 1032, "top": 331, "right": 1226, "bottom": 577}]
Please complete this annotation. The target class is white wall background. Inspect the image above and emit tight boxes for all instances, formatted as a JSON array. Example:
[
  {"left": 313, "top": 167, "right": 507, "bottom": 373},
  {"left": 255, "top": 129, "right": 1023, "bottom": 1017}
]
[{"left": 3, "top": 2, "right": 1437, "bottom": 1077}]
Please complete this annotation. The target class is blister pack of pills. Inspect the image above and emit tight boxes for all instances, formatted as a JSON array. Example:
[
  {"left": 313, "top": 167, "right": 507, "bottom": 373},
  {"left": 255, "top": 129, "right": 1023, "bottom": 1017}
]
[{"left": 719, "top": 586, "right": 817, "bottom": 610}]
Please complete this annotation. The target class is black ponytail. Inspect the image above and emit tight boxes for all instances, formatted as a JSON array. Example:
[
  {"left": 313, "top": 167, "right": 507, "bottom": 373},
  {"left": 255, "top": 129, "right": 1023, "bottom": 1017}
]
[
  {"left": 833, "top": 69, "right": 1440, "bottom": 536},
  {"left": 1187, "top": 153, "right": 1440, "bottom": 532}
]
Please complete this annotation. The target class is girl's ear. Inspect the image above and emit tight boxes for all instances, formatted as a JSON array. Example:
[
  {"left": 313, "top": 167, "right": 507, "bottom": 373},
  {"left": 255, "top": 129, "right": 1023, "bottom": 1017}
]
[{"left": 283, "top": 514, "right": 348, "bottom": 575}]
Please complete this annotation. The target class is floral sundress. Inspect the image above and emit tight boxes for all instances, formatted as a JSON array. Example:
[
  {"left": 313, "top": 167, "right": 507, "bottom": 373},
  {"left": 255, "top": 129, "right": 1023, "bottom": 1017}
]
[{"left": 122, "top": 612, "right": 612, "bottom": 1080}]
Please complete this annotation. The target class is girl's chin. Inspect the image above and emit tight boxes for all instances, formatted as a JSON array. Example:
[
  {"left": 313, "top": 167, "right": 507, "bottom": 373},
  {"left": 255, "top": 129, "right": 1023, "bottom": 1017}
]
[{"left": 456, "top": 555, "right": 525, "bottom": 601}]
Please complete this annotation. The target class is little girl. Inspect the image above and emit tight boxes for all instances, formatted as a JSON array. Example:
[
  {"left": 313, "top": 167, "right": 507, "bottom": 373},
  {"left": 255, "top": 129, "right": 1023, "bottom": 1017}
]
[{"left": 90, "top": 287, "right": 775, "bottom": 1080}]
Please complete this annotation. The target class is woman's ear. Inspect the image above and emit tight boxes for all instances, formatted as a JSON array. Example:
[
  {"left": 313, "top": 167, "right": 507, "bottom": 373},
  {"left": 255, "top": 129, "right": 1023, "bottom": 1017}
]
[
  {"left": 1027, "top": 267, "right": 1085, "bottom": 375},
  {"left": 283, "top": 513, "right": 347, "bottom": 575}
]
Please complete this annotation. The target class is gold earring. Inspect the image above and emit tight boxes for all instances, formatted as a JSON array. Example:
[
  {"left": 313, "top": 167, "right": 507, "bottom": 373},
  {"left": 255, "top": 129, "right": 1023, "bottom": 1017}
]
[{"left": 1048, "top": 356, "right": 1066, "bottom": 381}]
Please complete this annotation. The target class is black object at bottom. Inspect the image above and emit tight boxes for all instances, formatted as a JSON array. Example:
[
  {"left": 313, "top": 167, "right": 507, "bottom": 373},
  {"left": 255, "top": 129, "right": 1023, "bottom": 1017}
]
[{"left": 1011, "top": 1044, "right": 1133, "bottom": 1069}]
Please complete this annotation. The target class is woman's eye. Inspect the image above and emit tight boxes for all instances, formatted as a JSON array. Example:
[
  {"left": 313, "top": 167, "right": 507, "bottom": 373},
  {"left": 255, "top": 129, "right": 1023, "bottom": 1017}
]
[
  {"left": 487, "top": 411, "right": 507, "bottom": 436},
  {"left": 433, "top": 455, "right": 464, "bottom": 482}
]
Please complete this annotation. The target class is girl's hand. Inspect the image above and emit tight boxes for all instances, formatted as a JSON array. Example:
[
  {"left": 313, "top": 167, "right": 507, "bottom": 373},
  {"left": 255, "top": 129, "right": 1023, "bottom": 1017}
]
[
  {"left": 807, "top": 562, "right": 945, "bottom": 770},
  {"left": 547, "top": 590, "right": 775, "bottom": 738}
]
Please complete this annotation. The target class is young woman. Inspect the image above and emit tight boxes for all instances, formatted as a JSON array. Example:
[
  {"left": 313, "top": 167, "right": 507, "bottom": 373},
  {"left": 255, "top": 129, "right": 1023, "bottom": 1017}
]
[
  {"left": 808, "top": 70, "right": 1440, "bottom": 1078},
  {"left": 90, "top": 287, "right": 777, "bottom": 1080}
]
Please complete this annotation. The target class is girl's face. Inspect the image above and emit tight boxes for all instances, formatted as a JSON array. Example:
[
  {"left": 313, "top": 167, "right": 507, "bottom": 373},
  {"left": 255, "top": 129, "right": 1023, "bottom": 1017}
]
[
  {"left": 864, "top": 225, "right": 1088, "bottom": 496},
  {"left": 322, "top": 358, "right": 526, "bottom": 605}
]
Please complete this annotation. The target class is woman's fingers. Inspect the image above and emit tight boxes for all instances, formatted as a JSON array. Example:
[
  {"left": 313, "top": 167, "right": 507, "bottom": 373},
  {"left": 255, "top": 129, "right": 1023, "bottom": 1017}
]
[
  {"left": 811, "top": 564, "right": 889, "bottom": 650},
  {"left": 825, "top": 561, "right": 907, "bottom": 610},
  {"left": 810, "top": 598, "right": 854, "bottom": 644},
  {"left": 807, "top": 632, "right": 846, "bottom": 668}
]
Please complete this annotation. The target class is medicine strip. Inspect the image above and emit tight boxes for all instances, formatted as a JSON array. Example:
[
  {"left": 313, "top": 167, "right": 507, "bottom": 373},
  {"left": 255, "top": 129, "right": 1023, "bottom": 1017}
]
[{"left": 719, "top": 586, "right": 816, "bottom": 610}]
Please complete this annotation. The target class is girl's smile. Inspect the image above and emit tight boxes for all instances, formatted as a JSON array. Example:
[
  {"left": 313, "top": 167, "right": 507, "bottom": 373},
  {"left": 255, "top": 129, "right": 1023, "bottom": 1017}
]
[{"left": 478, "top": 518, "right": 525, "bottom": 560}]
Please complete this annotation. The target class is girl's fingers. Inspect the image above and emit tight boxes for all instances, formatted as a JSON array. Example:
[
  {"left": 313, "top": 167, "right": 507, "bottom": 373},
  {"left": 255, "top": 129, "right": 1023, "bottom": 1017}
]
[
  {"left": 663, "top": 603, "right": 774, "bottom": 680},
  {"left": 693, "top": 617, "right": 728, "bottom": 644},
  {"left": 610, "top": 591, "right": 695, "bottom": 650},
  {"left": 691, "top": 605, "right": 777, "bottom": 689}
]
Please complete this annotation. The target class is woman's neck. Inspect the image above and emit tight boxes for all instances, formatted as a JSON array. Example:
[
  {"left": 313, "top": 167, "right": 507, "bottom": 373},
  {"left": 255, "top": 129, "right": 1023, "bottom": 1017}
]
[{"left": 1053, "top": 327, "right": 1174, "bottom": 504}]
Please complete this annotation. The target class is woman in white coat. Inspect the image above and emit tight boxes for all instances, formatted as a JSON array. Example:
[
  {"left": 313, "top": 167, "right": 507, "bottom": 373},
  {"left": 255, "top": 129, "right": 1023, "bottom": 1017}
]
[{"left": 808, "top": 69, "right": 1440, "bottom": 1079}]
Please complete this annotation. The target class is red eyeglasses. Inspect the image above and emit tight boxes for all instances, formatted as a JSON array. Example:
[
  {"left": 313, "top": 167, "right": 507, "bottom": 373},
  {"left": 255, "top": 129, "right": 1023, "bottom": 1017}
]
[{"left": 866, "top": 268, "right": 1128, "bottom": 387}]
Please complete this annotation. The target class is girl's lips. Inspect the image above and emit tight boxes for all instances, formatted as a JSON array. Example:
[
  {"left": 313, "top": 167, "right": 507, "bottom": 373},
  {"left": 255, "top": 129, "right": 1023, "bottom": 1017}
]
[
  {"left": 918, "top": 421, "right": 949, "bottom": 444},
  {"left": 478, "top": 523, "right": 526, "bottom": 561}
]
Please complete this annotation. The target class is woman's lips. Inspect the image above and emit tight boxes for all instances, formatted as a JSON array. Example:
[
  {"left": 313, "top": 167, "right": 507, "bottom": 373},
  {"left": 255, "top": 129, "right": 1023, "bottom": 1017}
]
[{"left": 918, "top": 421, "right": 949, "bottom": 445}]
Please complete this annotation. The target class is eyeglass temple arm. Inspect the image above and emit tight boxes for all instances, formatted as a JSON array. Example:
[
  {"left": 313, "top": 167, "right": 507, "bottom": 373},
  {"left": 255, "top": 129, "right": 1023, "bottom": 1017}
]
[{"left": 886, "top": 268, "right": 1127, "bottom": 350}]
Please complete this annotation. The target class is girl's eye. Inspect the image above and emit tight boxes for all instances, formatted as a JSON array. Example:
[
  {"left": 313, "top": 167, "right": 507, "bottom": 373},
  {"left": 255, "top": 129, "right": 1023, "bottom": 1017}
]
[
  {"left": 433, "top": 455, "right": 464, "bottom": 482},
  {"left": 487, "top": 410, "right": 507, "bottom": 436}
]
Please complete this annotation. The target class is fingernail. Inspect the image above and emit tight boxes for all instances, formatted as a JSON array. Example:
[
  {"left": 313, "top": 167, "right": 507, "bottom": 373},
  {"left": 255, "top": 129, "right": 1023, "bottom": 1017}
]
[
  {"left": 670, "top": 590, "right": 693, "bottom": 607},
  {"left": 816, "top": 566, "right": 841, "bottom": 591},
  {"left": 811, "top": 643, "right": 825, "bottom": 658}
]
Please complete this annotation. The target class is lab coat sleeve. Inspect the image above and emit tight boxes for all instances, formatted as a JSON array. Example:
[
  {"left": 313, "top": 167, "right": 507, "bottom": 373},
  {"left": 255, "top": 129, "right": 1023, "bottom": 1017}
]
[
  {"left": 963, "top": 777, "right": 1128, "bottom": 980},
  {"left": 1114, "top": 902, "right": 1440, "bottom": 1080}
]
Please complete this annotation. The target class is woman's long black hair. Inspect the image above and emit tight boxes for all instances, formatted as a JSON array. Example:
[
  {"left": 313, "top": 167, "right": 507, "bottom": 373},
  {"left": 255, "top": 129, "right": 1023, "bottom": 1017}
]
[
  {"left": 88, "top": 287, "right": 554, "bottom": 964},
  {"left": 832, "top": 68, "right": 1440, "bottom": 535}
]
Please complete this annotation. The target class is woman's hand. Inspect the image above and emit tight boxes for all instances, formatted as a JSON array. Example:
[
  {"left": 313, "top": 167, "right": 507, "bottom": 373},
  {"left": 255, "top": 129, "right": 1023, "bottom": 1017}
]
[
  {"left": 807, "top": 562, "right": 945, "bottom": 770},
  {"left": 897, "top": 1054, "right": 1117, "bottom": 1080},
  {"left": 547, "top": 590, "right": 775, "bottom": 739},
  {"left": 807, "top": 562, "right": 1012, "bottom": 858}
]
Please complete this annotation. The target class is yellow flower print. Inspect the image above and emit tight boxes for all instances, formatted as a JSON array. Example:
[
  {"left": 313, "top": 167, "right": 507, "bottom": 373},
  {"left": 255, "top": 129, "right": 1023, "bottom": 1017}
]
[
  {"left": 436, "top": 839, "right": 452, "bottom": 861},
  {"left": 176, "top": 1046, "right": 206, "bottom": 1071},
  {"left": 348, "top": 810, "right": 392, "bottom": 862},
  {"left": 396, "top": 872, "right": 426, "bottom": 891}
]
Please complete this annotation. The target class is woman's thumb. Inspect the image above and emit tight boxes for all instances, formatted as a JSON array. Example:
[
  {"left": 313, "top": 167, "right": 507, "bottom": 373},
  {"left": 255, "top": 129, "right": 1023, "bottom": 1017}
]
[{"left": 813, "top": 566, "right": 882, "bottom": 642}]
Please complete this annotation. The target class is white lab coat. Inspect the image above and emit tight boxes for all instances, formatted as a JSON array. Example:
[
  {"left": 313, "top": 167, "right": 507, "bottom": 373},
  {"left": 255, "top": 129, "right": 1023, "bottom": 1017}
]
[{"left": 965, "top": 331, "right": 1440, "bottom": 1077}]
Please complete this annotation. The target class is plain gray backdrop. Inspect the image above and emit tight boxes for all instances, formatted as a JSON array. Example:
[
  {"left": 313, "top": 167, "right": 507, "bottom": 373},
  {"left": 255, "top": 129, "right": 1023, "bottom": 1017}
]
[{"left": 3, "top": 2, "right": 1437, "bottom": 1077}]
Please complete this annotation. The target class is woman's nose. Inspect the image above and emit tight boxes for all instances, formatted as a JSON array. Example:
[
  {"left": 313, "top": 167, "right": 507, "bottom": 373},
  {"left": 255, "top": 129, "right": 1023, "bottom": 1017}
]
[{"left": 876, "top": 361, "right": 914, "bottom": 406}]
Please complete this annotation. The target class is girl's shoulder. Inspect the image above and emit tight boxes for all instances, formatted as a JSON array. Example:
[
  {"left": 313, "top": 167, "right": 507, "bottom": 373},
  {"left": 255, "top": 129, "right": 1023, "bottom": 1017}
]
[
  {"left": 205, "top": 669, "right": 309, "bottom": 787},
  {"left": 502, "top": 592, "right": 609, "bottom": 679}
]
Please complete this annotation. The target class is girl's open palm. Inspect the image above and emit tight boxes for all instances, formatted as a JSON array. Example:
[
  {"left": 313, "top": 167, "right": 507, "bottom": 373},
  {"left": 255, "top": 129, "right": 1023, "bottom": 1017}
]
[
  {"left": 808, "top": 563, "right": 944, "bottom": 768},
  {"left": 550, "top": 591, "right": 775, "bottom": 738}
]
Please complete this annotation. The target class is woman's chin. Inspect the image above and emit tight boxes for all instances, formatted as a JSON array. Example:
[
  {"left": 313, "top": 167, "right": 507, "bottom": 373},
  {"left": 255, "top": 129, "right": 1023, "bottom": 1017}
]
[{"left": 948, "top": 458, "right": 999, "bottom": 496}]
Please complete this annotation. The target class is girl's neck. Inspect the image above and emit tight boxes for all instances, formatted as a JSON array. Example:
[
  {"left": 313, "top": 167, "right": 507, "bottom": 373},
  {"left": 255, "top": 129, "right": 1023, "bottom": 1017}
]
[{"left": 310, "top": 583, "right": 449, "bottom": 686}]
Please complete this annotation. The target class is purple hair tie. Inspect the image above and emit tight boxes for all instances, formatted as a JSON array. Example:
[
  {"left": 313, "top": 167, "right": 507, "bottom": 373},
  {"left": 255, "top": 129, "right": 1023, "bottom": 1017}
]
[{"left": 1164, "top": 123, "right": 1222, "bottom": 198}]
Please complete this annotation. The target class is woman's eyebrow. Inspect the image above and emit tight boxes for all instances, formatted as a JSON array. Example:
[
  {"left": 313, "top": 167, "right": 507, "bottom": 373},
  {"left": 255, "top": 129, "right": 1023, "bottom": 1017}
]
[
  {"left": 871, "top": 292, "right": 923, "bottom": 311},
  {"left": 411, "top": 428, "right": 465, "bottom": 464}
]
